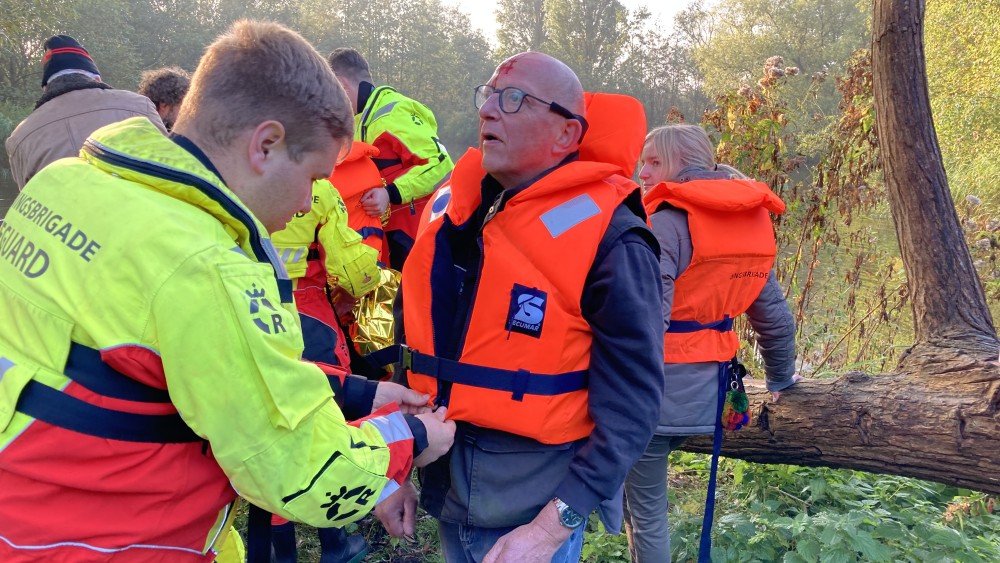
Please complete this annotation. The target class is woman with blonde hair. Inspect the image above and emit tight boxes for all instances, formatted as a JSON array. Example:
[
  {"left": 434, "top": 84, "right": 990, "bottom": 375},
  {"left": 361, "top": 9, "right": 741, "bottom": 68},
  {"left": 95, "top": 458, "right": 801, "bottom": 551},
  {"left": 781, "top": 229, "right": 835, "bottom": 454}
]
[{"left": 625, "top": 124, "right": 800, "bottom": 562}]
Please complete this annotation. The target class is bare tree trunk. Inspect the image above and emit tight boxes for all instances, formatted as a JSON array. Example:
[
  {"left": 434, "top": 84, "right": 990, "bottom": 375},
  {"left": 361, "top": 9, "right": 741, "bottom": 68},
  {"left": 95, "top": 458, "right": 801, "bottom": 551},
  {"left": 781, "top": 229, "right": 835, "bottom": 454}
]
[
  {"left": 871, "top": 0, "right": 998, "bottom": 360},
  {"left": 683, "top": 358, "right": 1000, "bottom": 493}
]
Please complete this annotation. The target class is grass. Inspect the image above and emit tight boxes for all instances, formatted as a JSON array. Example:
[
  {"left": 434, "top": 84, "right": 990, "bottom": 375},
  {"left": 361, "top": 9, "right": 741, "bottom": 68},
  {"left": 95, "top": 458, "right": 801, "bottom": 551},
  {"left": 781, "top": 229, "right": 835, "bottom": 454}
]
[{"left": 234, "top": 450, "right": 1000, "bottom": 562}]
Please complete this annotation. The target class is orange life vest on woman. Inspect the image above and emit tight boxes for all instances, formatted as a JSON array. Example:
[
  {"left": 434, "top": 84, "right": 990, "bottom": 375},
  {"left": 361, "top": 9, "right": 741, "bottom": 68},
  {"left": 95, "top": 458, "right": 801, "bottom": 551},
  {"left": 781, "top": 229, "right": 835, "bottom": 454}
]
[
  {"left": 402, "top": 149, "right": 635, "bottom": 444},
  {"left": 643, "top": 178, "right": 785, "bottom": 363},
  {"left": 329, "top": 141, "right": 386, "bottom": 262}
]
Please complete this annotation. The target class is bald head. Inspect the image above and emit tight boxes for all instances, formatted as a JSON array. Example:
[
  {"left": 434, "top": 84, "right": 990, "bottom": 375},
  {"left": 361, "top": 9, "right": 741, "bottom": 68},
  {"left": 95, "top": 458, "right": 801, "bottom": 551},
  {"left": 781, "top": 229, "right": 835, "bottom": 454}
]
[
  {"left": 478, "top": 51, "right": 588, "bottom": 189},
  {"left": 493, "top": 52, "right": 585, "bottom": 116}
]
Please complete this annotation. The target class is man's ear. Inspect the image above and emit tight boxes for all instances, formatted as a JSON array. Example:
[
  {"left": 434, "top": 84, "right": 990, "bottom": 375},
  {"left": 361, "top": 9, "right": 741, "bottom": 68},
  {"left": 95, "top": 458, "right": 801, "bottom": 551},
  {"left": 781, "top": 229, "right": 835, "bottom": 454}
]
[
  {"left": 553, "top": 119, "right": 584, "bottom": 154},
  {"left": 248, "top": 120, "right": 286, "bottom": 175}
]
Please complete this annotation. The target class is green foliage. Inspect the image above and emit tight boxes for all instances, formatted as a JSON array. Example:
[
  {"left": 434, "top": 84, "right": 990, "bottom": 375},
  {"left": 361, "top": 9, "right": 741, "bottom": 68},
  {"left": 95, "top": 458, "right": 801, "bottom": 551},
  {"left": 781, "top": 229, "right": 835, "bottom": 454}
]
[
  {"left": 494, "top": 0, "right": 547, "bottom": 59},
  {"left": 581, "top": 518, "right": 630, "bottom": 562},
  {"left": 685, "top": 459, "right": 1000, "bottom": 562},
  {"left": 541, "top": 0, "right": 628, "bottom": 90},
  {"left": 925, "top": 0, "right": 1000, "bottom": 225},
  {"left": 683, "top": 0, "right": 870, "bottom": 125}
]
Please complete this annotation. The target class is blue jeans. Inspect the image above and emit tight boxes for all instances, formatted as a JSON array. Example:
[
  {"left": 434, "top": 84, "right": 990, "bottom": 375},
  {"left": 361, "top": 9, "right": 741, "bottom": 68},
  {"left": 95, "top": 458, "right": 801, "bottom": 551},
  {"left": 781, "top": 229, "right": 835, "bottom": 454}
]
[{"left": 438, "top": 519, "right": 585, "bottom": 563}]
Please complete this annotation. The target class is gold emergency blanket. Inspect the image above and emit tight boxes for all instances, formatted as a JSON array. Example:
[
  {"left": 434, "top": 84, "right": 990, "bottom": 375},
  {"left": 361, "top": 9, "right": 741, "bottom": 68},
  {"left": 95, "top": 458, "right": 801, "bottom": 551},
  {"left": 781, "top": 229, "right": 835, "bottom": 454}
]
[{"left": 351, "top": 267, "right": 401, "bottom": 360}]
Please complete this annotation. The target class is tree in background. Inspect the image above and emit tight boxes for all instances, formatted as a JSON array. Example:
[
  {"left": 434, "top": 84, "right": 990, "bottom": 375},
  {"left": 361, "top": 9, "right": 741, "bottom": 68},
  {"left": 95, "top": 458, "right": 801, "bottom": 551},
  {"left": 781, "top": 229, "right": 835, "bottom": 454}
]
[
  {"left": 494, "top": 0, "right": 546, "bottom": 59},
  {"left": 678, "top": 0, "right": 870, "bottom": 140},
  {"left": 680, "top": 0, "right": 1000, "bottom": 502},
  {"left": 925, "top": 0, "right": 1000, "bottom": 202},
  {"left": 542, "top": 0, "right": 628, "bottom": 89},
  {"left": 613, "top": 7, "right": 711, "bottom": 127},
  {"left": 304, "top": 0, "right": 493, "bottom": 153}
]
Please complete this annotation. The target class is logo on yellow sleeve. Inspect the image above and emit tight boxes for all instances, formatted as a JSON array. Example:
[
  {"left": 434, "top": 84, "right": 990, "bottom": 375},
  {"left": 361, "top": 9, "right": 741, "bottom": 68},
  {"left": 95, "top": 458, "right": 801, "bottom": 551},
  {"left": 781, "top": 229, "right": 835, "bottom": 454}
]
[
  {"left": 321, "top": 485, "right": 376, "bottom": 522},
  {"left": 247, "top": 284, "right": 287, "bottom": 334}
]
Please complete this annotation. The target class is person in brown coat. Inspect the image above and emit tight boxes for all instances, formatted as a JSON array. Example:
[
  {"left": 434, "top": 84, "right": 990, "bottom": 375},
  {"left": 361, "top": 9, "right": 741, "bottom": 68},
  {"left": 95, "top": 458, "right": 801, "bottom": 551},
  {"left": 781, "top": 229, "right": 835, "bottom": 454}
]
[{"left": 5, "top": 35, "right": 165, "bottom": 190}]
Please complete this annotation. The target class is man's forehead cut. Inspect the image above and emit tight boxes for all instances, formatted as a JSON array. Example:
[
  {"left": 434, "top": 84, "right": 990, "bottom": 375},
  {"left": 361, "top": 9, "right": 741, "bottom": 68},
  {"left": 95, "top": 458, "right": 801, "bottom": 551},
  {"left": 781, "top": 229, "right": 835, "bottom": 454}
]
[{"left": 496, "top": 56, "right": 522, "bottom": 78}]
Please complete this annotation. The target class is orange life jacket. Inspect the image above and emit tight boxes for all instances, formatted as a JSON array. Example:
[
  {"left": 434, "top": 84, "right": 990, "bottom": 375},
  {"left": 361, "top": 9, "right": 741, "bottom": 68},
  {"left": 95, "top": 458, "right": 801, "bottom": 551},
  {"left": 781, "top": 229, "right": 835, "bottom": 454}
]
[
  {"left": 329, "top": 141, "right": 386, "bottom": 261},
  {"left": 578, "top": 92, "right": 647, "bottom": 178},
  {"left": 643, "top": 178, "right": 785, "bottom": 363},
  {"left": 402, "top": 149, "right": 635, "bottom": 444}
]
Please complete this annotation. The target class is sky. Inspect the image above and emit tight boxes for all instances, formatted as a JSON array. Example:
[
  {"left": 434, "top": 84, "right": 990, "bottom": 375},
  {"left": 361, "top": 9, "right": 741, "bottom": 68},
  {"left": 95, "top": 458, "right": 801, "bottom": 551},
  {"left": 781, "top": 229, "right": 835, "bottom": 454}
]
[{"left": 446, "top": 0, "right": 691, "bottom": 44}]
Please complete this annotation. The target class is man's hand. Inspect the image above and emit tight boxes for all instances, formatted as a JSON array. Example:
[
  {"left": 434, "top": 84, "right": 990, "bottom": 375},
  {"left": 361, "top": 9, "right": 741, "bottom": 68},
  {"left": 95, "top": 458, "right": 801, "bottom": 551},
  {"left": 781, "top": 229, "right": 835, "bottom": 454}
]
[
  {"left": 375, "top": 479, "right": 418, "bottom": 537},
  {"left": 771, "top": 373, "right": 803, "bottom": 402},
  {"left": 483, "top": 499, "right": 572, "bottom": 563},
  {"left": 373, "top": 382, "right": 432, "bottom": 414},
  {"left": 413, "top": 407, "right": 455, "bottom": 467},
  {"left": 360, "top": 186, "right": 390, "bottom": 217}
]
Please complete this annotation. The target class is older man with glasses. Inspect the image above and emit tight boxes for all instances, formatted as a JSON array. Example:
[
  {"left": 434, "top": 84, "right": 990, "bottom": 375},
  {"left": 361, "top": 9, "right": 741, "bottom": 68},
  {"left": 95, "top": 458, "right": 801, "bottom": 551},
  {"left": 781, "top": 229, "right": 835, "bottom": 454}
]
[{"left": 391, "top": 51, "right": 665, "bottom": 562}]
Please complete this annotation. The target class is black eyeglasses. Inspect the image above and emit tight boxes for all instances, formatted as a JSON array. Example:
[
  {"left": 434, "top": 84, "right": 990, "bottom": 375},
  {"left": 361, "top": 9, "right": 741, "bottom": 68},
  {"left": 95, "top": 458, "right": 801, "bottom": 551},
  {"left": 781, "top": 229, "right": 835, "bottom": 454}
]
[{"left": 474, "top": 84, "right": 589, "bottom": 142}]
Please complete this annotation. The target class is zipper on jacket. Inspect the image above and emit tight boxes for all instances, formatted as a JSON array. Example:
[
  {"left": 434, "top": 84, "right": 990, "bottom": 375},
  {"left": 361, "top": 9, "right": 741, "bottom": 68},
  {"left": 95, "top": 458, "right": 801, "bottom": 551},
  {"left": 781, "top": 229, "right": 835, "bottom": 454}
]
[{"left": 83, "top": 140, "right": 292, "bottom": 301}]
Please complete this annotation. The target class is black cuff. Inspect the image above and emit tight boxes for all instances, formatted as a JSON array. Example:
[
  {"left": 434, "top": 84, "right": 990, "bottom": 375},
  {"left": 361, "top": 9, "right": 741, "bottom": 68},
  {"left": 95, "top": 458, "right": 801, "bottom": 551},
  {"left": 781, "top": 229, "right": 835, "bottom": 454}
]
[
  {"left": 403, "top": 414, "right": 428, "bottom": 458},
  {"left": 386, "top": 182, "right": 403, "bottom": 205},
  {"left": 339, "top": 375, "right": 378, "bottom": 420}
]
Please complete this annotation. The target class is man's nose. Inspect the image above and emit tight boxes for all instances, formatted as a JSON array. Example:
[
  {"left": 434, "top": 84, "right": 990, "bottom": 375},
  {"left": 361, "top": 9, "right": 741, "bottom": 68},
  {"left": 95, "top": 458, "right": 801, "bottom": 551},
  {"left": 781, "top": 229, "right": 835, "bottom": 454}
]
[{"left": 478, "top": 93, "right": 500, "bottom": 119}]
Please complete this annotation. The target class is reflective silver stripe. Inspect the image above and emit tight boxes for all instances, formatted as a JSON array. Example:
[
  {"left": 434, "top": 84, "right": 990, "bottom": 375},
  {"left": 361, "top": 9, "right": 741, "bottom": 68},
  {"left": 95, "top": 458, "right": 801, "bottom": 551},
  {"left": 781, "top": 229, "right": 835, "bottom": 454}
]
[
  {"left": 204, "top": 501, "right": 233, "bottom": 556},
  {"left": 363, "top": 411, "right": 412, "bottom": 446},
  {"left": 370, "top": 101, "right": 399, "bottom": 122},
  {"left": 0, "top": 533, "right": 207, "bottom": 557},
  {"left": 291, "top": 247, "right": 306, "bottom": 264},
  {"left": 230, "top": 246, "right": 248, "bottom": 257},
  {"left": 280, "top": 248, "right": 293, "bottom": 263},
  {"left": 0, "top": 357, "right": 14, "bottom": 382},
  {"left": 539, "top": 194, "right": 601, "bottom": 238}
]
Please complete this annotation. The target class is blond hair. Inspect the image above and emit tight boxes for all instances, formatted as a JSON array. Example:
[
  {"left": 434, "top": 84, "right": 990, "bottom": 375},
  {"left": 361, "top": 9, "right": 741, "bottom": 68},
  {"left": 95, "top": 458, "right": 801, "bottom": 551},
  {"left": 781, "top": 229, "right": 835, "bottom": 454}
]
[
  {"left": 644, "top": 124, "right": 747, "bottom": 181},
  {"left": 179, "top": 20, "right": 353, "bottom": 160}
]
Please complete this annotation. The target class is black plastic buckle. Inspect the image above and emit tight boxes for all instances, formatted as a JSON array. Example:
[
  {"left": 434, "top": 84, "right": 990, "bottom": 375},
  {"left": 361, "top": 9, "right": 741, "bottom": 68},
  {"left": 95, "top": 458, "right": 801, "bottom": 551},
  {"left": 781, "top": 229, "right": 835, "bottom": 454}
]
[{"left": 398, "top": 345, "right": 413, "bottom": 372}]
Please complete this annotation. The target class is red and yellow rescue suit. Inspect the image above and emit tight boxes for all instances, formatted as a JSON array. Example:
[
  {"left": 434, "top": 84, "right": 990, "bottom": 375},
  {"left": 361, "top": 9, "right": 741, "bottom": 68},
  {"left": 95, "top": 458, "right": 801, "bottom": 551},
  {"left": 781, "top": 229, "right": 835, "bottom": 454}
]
[{"left": 0, "top": 118, "right": 413, "bottom": 562}]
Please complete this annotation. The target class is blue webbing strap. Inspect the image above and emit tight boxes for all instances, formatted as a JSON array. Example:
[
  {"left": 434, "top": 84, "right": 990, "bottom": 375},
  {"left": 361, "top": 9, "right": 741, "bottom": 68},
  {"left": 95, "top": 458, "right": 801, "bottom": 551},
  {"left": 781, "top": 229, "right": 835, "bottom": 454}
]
[
  {"left": 364, "top": 345, "right": 402, "bottom": 370},
  {"left": 666, "top": 316, "right": 734, "bottom": 334},
  {"left": 699, "top": 361, "right": 730, "bottom": 563},
  {"left": 64, "top": 343, "right": 171, "bottom": 403},
  {"left": 364, "top": 344, "right": 588, "bottom": 397},
  {"left": 16, "top": 379, "right": 199, "bottom": 443}
]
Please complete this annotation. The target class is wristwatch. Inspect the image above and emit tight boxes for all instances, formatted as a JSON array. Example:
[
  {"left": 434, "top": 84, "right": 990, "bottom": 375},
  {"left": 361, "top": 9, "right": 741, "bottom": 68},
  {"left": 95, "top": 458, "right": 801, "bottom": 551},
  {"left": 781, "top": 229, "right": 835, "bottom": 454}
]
[{"left": 553, "top": 497, "right": 585, "bottom": 529}]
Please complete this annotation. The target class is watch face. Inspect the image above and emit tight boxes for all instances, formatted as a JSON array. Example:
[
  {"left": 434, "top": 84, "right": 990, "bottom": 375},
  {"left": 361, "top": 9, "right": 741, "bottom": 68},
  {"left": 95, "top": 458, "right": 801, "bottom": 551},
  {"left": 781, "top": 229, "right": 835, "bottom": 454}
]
[{"left": 559, "top": 504, "right": 585, "bottom": 528}]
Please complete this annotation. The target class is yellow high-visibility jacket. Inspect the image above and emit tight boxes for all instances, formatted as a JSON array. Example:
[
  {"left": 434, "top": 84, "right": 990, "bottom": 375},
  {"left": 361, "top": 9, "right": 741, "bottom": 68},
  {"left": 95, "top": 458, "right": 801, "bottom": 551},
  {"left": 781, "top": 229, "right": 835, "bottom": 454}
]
[
  {"left": 0, "top": 117, "right": 412, "bottom": 562},
  {"left": 355, "top": 85, "right": 453, "bottom": 204},
  {"left": 271, "top": 179, "right": 379, "bottom": 298}
]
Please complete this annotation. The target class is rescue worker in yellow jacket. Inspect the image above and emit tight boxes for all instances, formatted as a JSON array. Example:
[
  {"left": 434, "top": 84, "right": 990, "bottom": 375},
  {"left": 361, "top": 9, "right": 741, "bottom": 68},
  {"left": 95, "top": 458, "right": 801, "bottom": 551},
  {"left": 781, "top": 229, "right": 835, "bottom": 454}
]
[
  {"left": 328, "top": 48, "right": 454, "bottom": 270},
  {"left": 0, "top": 21, "right": 453, "bottom": 563}
]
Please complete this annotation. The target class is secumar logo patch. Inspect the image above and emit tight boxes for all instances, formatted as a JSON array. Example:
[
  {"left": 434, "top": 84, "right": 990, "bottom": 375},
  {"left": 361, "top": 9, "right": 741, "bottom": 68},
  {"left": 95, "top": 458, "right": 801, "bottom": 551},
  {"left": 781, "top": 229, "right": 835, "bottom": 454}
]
[{"left": 506, "top": 284, "right": 546, "bottom": 338}]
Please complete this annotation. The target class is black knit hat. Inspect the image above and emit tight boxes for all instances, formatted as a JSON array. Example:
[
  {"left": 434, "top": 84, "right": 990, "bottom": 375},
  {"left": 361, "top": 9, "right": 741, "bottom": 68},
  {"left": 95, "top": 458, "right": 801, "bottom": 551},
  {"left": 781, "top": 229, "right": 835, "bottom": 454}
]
[{"left": 41, "top": 35, "right": 101, "bottom": 87}]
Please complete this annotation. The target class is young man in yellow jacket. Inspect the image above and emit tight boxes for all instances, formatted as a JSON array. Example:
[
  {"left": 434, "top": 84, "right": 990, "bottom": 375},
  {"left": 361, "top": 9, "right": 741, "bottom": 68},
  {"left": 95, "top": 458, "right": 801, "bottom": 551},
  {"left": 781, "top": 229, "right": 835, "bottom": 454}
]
[{"left": 0, "top": 20, "right": 453, "bottom": 562}]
